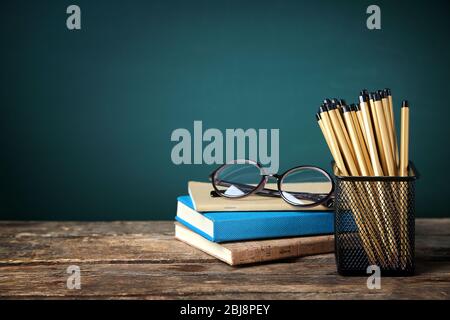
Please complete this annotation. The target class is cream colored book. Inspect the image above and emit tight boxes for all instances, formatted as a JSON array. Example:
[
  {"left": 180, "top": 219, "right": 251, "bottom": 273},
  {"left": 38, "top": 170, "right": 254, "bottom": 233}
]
[
  {"left": 188, "top": 181, "right": 331, "bottom": 212},
  {"left": 175, "top": 222, "right": 335, "bottom": 266}
]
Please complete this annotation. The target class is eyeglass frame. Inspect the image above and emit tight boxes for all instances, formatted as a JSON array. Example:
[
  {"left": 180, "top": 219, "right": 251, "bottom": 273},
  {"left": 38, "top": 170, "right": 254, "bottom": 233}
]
[{"left": 209, "top": 159, "right": 335, "bottom": 208}]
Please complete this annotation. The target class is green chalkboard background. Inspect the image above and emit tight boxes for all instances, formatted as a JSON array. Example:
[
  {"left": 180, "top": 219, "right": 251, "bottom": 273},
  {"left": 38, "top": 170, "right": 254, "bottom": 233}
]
[{"left": 1, "top": 0, "right": 449, "bottom": 220}]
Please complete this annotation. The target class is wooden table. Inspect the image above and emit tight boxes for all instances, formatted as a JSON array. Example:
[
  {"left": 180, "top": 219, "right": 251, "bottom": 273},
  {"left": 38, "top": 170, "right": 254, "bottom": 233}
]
[{"left": 0, "top": 219, "right": 449, "bottom": 299}]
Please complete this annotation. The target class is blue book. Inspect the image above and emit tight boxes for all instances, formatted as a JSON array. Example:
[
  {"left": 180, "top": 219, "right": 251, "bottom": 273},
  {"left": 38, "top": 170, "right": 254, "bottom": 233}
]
[{"left": 175, "top": 195, "right": 334, "bottom": 243}]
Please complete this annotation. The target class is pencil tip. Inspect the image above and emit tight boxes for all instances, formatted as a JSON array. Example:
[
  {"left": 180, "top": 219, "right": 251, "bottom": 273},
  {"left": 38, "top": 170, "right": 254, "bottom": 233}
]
[
  {"left": 316, "top": 113, "right": 321, "bottom": 121},
  {"left": 359, "top": 94, "right": 368, "bottom": 103},
  {"left": 373, "top": 92, "right": 382, "bottom": 101},
  {"left": 331, "top": 98, "right": 340, "bottom": 106},
  {"left": 342, "top": 104, "right": 351, "bottom": 113},
  {"left": 402, "top": 100, "right": 409, "bottom": 108},
  {"left": 323, "top": 98, "right": 331, "bottom": 106},
  {"left": 384, "top": 88, "right": 391, "bottom": 96},
  {"left": 328, "top": 103, "right": 337, "bottom": 110}
]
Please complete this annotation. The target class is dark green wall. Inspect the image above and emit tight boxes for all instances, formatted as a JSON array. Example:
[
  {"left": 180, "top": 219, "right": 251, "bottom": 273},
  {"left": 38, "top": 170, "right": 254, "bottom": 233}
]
[{"left": 1, "top": 0, "right": 449, "bottom": 220}]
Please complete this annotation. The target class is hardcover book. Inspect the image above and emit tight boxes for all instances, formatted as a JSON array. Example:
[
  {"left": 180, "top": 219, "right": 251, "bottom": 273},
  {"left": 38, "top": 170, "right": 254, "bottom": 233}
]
[
  {"left": 188, "top": 181, "right": 332, "bottom": 212},
  {"left": 175, "top": 222, "right": 335, "bottom": 266},
  {"left": 175, "top": 195, "right": 334, "bottom": 242}
]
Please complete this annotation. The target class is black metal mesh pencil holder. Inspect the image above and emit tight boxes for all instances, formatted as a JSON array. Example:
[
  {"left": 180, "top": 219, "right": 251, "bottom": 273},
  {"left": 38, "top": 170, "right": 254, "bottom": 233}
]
[{"left": 333, "top": 162, "right": 418, "bottom": 276}]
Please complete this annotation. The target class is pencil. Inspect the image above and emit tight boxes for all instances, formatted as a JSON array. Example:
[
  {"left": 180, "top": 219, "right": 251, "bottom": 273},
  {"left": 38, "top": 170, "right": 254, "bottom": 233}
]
[
  {"left": 330, "top": 98, "right": 357, "bottom": 164},
  {"left": 380, "top": 90, "right": 397, "bottom": 173},
  {"left": 327, "top": 102, "right": 360, "bottom": 176},
  {"left": 400, "top": 100, "right": 410, "bottom": 176},
  {"left": 359, "top": 94, "right": 383, "bottom": 176},
  {"left": 354, "top": 103, "right": 369, "bottom": 150},
  {"left": 342, "top": 105, "right": 370, "bottom": 176},
  {"left": 318, "top": 106, "right": 349, "bottom": 176},
  {"left": 350, "top": 103, "right": 373, "bottom": 176},
  {"left": 399, "top": 100, "right": 411, "bottom": 267},
  {"left": 316, "top": 112, "right": 342, "bottom": 172},
  {"left": 385, "top": 88, "right": 400, "bottom": 169},
  {"left": 373, "top": 92, "right": 396, "bottom": 176},
  {"left": 369, "top": 92, "right": 388, "bottom": 175}
]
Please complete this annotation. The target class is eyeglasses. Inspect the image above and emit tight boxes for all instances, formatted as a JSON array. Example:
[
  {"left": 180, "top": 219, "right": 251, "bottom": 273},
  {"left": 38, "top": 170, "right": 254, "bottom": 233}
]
[{"left": 209, "top": 160, "right": 335, "bottom": 208}]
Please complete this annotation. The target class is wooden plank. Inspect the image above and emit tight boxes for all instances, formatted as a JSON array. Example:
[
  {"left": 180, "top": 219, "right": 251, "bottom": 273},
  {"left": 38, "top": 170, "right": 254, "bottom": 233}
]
[
  {"left": 0, "top": 221, "right": 216, "bottom": 265},
  {"left": 0, "top": 221, "right": 174, "bottom": 238},
  {"left": 0, "top": 261, "right": 449, "bottom": 299},
  {"left": 0, "top": 219, "right": 447, "bottom": 238},
  {"left": 0, "top": 219, "right": 449, "bottom": 299},
  {"left": 0, "top": 234, "right": 216, "bottom": 265},
  {"left": 0, "top": 220, "right": 448, "bottom": 265}
]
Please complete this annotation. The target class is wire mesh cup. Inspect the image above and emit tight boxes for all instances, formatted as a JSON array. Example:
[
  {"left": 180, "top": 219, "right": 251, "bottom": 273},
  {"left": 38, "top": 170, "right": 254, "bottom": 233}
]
[{"left": 333, "top": 162, "right": 418, "bottom": 276}]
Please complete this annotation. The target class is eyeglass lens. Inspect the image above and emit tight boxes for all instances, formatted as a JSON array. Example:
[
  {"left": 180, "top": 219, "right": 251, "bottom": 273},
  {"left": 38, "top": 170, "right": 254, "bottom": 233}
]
[
  {"left": 213, "top": 161, "right": 264, "bottom": 197},
  {"left": 280, "top": 167, "right": 333, "bottom": 206}
]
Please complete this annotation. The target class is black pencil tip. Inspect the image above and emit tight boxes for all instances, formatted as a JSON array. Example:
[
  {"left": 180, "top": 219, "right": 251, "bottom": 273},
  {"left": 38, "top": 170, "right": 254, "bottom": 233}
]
[
  {"left": 331, "top": 98, "right": 340, "bottom": 106},
  {"left": 378, "top": 90, "right": 387, "bottom": 98},
  {"left": 402, "top": 100, "right": 409, "bottom": 108},
  {"left": 342, "top": 105, "right": 352, "bottom": 113},
  {"left": 319, "top": 104, "right": 328, "bottom": 113},
  {"left": 372, "top": 92, "right": 381, "bottom": 101}
]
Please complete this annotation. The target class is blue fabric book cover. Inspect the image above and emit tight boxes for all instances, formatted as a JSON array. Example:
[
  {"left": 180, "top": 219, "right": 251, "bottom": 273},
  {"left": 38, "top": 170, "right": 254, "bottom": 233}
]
[{"left": 175, "top": 195, "right": 334, "bottom": 243}]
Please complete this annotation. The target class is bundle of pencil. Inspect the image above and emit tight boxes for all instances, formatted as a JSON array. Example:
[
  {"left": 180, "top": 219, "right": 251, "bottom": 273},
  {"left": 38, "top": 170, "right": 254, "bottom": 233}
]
[{"left": 316, "top": 89, "right": 411, "bottom": 269}]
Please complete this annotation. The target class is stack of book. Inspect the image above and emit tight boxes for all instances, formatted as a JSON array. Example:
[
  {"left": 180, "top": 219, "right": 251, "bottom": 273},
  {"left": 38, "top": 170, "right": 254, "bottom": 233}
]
[{"left": 174, "top": 181, "right": 335, "bottom": 266}]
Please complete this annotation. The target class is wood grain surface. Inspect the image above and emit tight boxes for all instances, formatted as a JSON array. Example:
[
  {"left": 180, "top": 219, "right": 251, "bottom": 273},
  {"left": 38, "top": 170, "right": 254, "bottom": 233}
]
[{"left": 0, "top": 219, "right": 449, "bottom": 299}]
